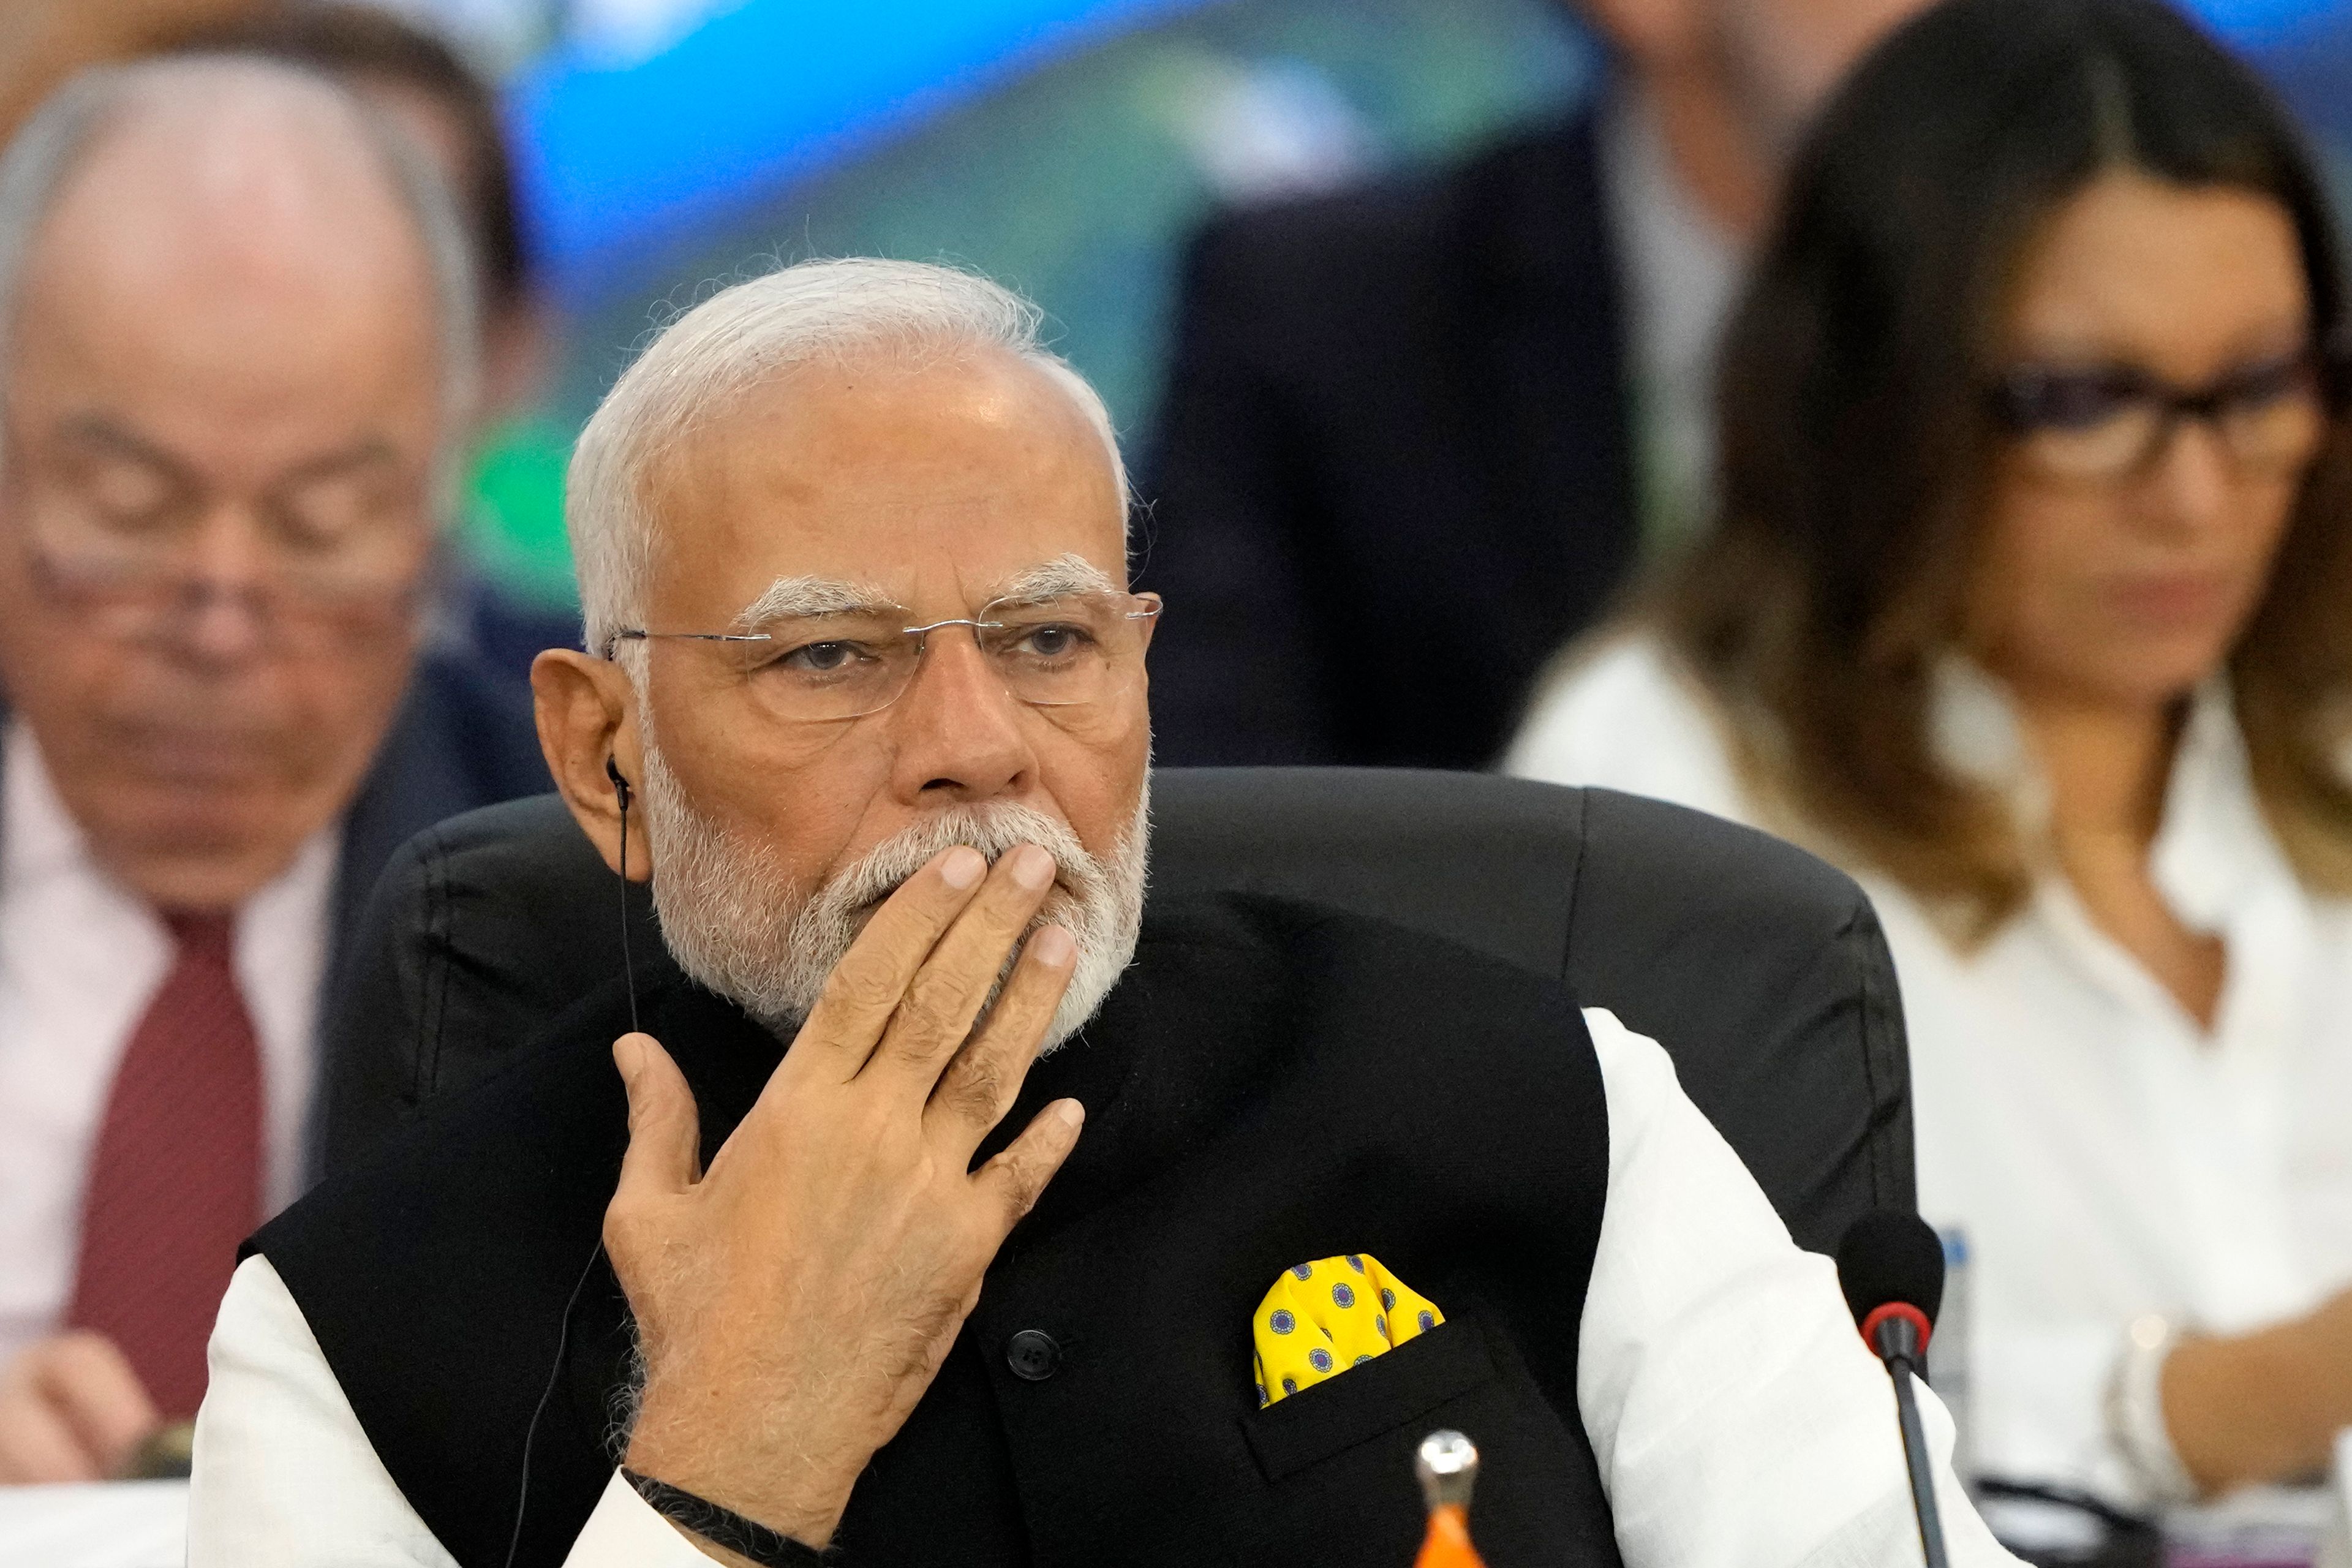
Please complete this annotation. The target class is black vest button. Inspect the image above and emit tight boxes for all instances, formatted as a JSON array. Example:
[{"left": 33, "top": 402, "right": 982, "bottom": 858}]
[{"left": 1006, "top": 1329, "right": 1060, "bottom": 1381}]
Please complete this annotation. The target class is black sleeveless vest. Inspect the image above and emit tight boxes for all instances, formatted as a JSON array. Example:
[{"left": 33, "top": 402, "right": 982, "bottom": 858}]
[{"left": 253, "top": 894, "right": 1626, "bottom": 1567}]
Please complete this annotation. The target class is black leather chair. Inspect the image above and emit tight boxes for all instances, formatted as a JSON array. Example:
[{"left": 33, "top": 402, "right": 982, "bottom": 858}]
[{"left": 320, "top": 769, "right": 1913, "bottom": 1256}]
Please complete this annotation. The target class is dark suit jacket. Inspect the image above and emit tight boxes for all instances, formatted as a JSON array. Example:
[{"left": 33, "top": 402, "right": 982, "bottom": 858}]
[
  {"left": 1141, "top": 112, "right": 1637, "bottom": 771},
  {"left": 0, "top": 641, "right": 549, "bottom": 1177},
  {"left": 253, "top": 894, "right": 1628, "bottom": 1567}
]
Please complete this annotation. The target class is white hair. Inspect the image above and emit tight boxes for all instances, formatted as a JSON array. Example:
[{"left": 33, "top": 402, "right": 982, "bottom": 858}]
[
  {"left": 567, "top": 257, "right": 1129, "bottom": 658},
  {"left": 0, "top": 56, "right": 482, "bottom": 473}
]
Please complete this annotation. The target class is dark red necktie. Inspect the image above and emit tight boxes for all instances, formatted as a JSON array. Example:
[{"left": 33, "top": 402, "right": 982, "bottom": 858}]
[{"left": 66, "top": 911, "right": 264, "bottom": 1421}]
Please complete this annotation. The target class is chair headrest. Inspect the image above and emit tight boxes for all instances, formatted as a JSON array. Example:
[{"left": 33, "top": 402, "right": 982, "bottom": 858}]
[{"left": 321, "top": 768, "right": 1911, "bottom": 1254}]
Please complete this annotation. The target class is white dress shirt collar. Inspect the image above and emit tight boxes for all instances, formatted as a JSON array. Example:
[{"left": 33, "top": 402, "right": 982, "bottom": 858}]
[
  {"left": 1926, "top": 659, "right": 2297, "bottom": 944},
  {"left": 4, "top": 721, "right": 105, "bottom": 890}
]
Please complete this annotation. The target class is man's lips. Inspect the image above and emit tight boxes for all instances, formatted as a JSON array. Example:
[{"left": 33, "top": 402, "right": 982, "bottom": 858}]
[{"left": 98, "top": 723, "right": 284, "bottom": 785}]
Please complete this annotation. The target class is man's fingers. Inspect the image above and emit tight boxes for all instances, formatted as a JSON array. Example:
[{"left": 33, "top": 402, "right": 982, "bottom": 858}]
[
  {"left": 794, "top": 846, "right": 990, "bottom": 1074},
  {"left": 0, "top": 1381, "right": 105, "bottom": 1483},
  {"left": 871, "top": 845, "right": 1058, "bottom": 1086},
  {"left": 32, "top": 1332, "right": 157, "bottom": 1474},
  {"left": 611, "top": 1033, "right": 701, "bottom": 1203},
  {"left": 926, "top": 923, "right": 1077, "bottom": 1155},
  {"left": 971, "top": 1098, "right": 1085, "bottom": 1236}
]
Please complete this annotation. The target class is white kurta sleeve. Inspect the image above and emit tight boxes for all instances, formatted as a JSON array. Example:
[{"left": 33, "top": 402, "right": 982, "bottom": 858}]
[
  {"left": 188, "top": 1253, "right": 712, "bottom": 1567},
  {"left": 1575, "top": 1008, "right": 2018, "bottom": 1568}
]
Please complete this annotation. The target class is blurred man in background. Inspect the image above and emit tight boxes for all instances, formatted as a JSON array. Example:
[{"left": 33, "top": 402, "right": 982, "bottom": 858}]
[
  {"left": 1142, "top": 0, "right": 1929, "bottom": 769},
  {"left": 0, "top": 56, "right": 546, "bottom": 1482}
]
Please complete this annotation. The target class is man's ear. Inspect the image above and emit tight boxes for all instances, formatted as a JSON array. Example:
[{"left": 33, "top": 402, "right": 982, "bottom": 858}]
[{"left": 531, "top": 648, "right": 651, "bottom": 881}]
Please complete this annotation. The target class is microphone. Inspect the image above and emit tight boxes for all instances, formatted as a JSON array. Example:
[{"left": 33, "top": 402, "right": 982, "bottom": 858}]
[{"left": 1836, "top": 1212, "right": 1951, "bottom": 1568}]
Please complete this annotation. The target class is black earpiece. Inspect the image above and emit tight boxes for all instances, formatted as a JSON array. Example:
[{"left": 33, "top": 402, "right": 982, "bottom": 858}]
[{"left": 605, "top": 755, "right": 632, "bottom": 810}]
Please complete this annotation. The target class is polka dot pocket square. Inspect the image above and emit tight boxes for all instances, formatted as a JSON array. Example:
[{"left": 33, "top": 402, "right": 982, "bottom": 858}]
[{"left": 1253, "top": 1254, "right": 1444, "bottom": 1407}]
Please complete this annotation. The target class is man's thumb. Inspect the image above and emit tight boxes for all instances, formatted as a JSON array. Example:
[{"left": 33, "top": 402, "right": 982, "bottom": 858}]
[{"left": 613, "top": 1032, "right": 701, "bottom": 1193}]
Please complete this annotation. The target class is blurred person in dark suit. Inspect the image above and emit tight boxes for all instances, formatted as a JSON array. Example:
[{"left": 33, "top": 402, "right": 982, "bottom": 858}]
[
  {"left": 0, "top": 56, "right": 546, "bottom": 1482},
  {"left": 178, "top": 2, "right": 581, "bottom": 685},
  {"left": 1143, "top": 0, "right": 1929, "bottom": 769},
  {"left": 1515, "top": 0, "right": 2352, "bottom": 1510}
]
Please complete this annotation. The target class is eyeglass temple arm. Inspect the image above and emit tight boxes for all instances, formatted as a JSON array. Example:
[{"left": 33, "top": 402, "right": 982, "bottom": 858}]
[{"left": 600, "top": 628, "right": 774, "bottom": 660}]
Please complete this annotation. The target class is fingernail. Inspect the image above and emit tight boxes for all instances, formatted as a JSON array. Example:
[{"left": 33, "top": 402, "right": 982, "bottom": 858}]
[
  {"left": 1055, "top": 1099, "right": 1085, "bottom": 1129},
  {"left": 941, "top": 846, "right": 986, "bottom": 889},
  {"left": 1030, "top": 925, "right": 1076, "bottom": 967},
  {"left": 1012, "top": 843, "right": 1055, "bottom": 890},
  {"left": 614, "top": 1035, "right": 643, "bottom": 1081}
]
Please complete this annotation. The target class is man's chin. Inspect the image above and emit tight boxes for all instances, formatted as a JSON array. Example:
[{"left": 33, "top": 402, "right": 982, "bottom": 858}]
[
  {"left": 78, "top": 793, "right": 318, "bottom": 908},
  {"left": 99, "top": 840, "right": 302, "bottom": 911}
]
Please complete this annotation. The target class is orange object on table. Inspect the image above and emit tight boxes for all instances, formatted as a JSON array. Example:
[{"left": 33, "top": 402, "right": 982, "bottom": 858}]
[
  {"left": 1414, "top": 1501, "right": 1487, "bottom": 1568},
  {"left": 1412, "top": 1431, "right": 1487, "bottom": 1567}
]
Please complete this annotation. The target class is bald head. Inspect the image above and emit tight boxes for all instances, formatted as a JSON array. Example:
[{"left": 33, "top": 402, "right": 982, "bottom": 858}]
[{"left": 0, "top": 56, "right": 479, "bottom": 445}]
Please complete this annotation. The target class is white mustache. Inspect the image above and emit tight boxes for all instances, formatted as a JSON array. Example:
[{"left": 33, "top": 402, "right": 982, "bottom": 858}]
[{"left": 818, "top": 804, "right": 1104, "bottom": 923}]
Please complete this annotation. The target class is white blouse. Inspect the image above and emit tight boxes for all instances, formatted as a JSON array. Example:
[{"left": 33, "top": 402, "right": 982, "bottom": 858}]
[{"left": 1509, "top": 635, "right": 2352, "bottom": 1503}]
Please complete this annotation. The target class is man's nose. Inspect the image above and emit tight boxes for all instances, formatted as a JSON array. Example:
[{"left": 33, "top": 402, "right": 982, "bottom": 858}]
[
  {"left": 886, "top": 628, "right": 1038, "bottom": 803},
  {"left": 170, "top": 506, "right": 273, "bottom": 666}
]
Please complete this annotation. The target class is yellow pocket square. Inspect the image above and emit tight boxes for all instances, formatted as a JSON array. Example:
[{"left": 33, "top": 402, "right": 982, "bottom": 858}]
[{"left": 1252, "top": 1254, "right": 1444, "bottom": 1407}]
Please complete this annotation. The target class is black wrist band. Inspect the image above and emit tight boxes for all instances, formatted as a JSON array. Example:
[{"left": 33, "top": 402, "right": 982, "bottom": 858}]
[{"left": 620, "top": 1468, "right": 836, "bottom": 1566}]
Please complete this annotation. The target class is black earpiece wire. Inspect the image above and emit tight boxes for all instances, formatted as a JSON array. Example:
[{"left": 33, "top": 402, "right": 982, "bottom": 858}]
[
  {"left": 505, "top": 756, "right": 639, "bottom": 1567},
  {"left": 607, "top": 756, "right": 641, "bottom": 1036},
  {"left": 504, "top": 1239, "right": 603, "bottom": 1568}
]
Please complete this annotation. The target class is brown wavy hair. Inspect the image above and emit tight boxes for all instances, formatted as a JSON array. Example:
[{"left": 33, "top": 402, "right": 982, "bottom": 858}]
[{"left": 1653, "top": 0, "right": 2352, "bottom": 940}]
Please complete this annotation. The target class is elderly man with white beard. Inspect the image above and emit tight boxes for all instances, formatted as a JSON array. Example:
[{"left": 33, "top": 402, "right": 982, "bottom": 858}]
[{"left": 185, "top": 258, "right": 2015, "bottom": 1568}]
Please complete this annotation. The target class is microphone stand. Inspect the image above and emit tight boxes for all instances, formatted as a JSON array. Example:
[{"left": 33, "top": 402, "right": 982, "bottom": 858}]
[{"left": 1868, "top": 1311, "right": 1951, "bottom": 1568}]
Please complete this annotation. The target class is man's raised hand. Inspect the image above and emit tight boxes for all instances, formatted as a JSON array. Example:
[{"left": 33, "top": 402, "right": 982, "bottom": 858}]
[{"left": 605, "top": 843, "right": 1084, "bottom": 1552}]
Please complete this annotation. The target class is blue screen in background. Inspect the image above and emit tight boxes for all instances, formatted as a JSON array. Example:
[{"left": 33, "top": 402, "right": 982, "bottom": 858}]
[
  {"left": 509, "top": 0, "right": 1213, "bottom": 303},
  {"left": 2196, "top": 0, "right": 2348, "bottom": 36},
  {"left": 506, "top": 0, "right": 2352, "bottom": 308}
]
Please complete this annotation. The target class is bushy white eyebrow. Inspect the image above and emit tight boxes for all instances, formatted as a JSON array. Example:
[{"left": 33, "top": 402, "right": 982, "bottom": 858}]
[
  {"left": 986, "top": 554, "right": 1119, "bottom": 608},
  {"left": 731, "top": 576, "right": 900, "bottom": 628},
  {"left": 728, "top": 554, "right": 1118, "bottom": 630}
]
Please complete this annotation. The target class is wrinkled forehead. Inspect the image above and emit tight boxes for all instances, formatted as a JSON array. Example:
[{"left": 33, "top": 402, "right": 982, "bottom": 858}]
[{"left": 643, "top": 347, "right": 1128, "bottom": 623}]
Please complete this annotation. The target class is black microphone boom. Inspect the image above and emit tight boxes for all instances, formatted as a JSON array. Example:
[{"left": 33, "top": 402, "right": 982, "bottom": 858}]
[{"left": 1837, "top": 1211, "right": 1953, "bottom": 1568}]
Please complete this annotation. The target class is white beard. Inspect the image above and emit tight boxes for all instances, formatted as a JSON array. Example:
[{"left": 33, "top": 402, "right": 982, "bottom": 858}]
[{"left": 636, "top": 733, "right": 1149, "bottom": 1050}]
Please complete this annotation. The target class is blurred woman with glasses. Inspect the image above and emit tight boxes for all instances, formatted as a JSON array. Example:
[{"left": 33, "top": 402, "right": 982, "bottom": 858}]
[{"left": 1510, "top": 0, "right": 2352, "bottom": 1512}]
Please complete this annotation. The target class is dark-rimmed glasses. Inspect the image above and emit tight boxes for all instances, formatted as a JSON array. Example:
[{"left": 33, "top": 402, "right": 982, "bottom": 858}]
[
  {"left": 605, "top": 590, "right": 1162, "bottom": 725},
  {"left": 1989, "top": 347, "right": 2338, "bottom": 483}
]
